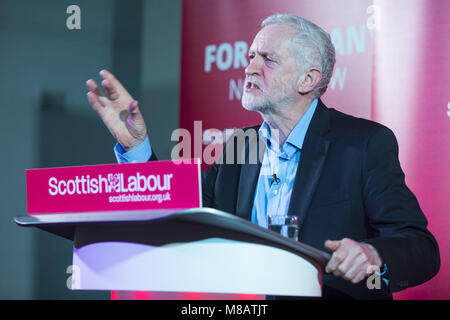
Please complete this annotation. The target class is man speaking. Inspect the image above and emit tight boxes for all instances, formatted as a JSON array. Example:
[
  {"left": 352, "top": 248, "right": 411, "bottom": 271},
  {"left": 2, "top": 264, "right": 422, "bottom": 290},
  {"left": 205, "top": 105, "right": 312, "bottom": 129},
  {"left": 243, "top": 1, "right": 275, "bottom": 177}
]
[{"left": 86, "top": 14, "right": 439, "bottom": 299}]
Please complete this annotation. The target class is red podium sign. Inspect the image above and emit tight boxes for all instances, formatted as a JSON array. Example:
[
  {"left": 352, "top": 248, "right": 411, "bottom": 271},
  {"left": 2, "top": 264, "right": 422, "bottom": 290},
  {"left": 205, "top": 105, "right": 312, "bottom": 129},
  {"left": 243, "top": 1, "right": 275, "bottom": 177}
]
[{"left": 26, "top": 160, "right": 202, "bottom": 214}]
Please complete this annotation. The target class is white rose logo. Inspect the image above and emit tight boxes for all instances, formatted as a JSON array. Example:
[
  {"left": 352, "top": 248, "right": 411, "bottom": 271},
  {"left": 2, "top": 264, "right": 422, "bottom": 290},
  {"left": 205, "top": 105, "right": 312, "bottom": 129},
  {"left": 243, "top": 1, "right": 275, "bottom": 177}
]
[{"left": 108, "top": 173, "right": 121, "bottom": 192}]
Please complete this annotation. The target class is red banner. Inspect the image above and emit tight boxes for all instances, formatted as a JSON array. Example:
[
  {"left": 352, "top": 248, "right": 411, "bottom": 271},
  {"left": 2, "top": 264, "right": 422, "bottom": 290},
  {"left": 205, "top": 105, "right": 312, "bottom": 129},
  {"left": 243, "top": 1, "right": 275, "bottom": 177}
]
[{"left": 176, "top": 0, "right": 450, "bottom": 300}]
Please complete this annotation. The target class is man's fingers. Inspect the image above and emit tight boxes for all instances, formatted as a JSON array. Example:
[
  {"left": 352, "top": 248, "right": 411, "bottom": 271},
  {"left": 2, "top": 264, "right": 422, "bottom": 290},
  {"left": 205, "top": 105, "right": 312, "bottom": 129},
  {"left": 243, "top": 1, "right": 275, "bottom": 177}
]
[
  {"left": 325, "top": 248, "right": 347, "bottom": 274},
  {"left": 351, "top": 270, "right": 367, "bottom": 284},
  {"left": 99, "top": 70, "right": 127, "bottom": 98},
  {"left": 87, "top": 91, "right": 104, "bottom": 113},
  {"left": 325, "top": 240, "right": 341, "bottom": 251},
  {"left": 325, "top": 239, "right": 354, "bottom": 274},
  {"left": 99, "top": 69, "right": 114, "bottom": 80},
  {"left": 86, "top": 79, "right": 106, "bottom": 100},
  {"left": 325, "top": 254, "right": 342, "bottom": 274},
  {"left": 324, "top": 240, "right": 342, "bottom": 273},
  {"left": 342, "top": 253, "right": 366, "bottom": 281},
  {"left": 324, "top": 238, "right": 383, "bottom": 285},
  {"left": 101, "top": 79, "right": 120, "bottom": 101}
]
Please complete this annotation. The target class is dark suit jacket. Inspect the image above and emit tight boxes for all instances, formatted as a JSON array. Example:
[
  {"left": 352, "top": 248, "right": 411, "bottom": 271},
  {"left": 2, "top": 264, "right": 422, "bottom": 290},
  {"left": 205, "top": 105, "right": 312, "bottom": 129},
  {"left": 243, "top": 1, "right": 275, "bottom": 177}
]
[{"left": 195, "top": 99, "right": 440, "bottom": 299}]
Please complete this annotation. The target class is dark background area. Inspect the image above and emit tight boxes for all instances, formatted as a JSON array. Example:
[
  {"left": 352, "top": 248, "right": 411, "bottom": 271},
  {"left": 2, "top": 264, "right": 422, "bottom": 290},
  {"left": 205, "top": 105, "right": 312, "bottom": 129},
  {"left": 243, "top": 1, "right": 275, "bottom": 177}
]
[{"left": 0, "top": 0, "right": 181, "bottom": 299}]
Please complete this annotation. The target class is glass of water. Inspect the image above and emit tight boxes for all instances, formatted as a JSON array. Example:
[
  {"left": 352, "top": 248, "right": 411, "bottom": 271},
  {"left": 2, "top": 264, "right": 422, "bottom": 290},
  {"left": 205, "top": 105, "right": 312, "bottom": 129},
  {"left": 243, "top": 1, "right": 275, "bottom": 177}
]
[{"left": 268, "top": 215, "right": 299, "bottom": 241}]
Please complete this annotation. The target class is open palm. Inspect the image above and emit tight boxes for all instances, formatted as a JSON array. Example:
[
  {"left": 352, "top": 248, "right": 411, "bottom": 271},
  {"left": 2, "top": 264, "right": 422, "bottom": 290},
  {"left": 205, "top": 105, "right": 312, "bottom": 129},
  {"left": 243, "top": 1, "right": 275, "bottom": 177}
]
[{"left": 86, "top": 70, "right": 147, "bottom": 151}]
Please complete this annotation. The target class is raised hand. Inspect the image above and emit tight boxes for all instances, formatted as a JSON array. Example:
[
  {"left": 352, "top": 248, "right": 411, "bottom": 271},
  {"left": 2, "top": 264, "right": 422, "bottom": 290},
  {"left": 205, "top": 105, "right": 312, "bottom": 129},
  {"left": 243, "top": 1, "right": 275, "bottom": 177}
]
[{"left": 86, "top": 70, "right": 147, "bottom": 151}]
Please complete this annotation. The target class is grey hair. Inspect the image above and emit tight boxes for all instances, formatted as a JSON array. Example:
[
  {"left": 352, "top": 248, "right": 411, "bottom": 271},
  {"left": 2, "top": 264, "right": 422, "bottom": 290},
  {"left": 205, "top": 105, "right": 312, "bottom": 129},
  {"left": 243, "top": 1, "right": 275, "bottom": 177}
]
[{"left": 261, "top": 14, "right": 336, "bottom": 97}]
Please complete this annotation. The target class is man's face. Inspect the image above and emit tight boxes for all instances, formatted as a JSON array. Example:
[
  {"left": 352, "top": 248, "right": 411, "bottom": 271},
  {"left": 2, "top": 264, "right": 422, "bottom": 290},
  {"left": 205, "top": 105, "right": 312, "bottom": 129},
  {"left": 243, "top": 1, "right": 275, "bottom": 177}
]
[{"left": 242, "top": 23, "right": 301, "bottom": 113}]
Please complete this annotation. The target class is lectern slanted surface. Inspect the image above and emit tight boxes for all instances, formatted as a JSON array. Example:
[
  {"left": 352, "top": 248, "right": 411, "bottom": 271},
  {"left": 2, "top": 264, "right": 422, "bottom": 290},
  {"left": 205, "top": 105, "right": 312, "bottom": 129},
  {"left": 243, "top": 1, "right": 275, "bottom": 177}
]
[{"left": 15, "top": 208, "right": 330, "bottom": 268}]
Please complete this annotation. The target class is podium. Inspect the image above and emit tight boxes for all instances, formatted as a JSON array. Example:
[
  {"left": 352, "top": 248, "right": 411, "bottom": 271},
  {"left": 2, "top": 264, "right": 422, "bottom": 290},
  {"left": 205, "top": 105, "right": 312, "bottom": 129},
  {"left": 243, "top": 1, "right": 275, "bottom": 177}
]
[{"left": 15, "top": 208, "right": 330, "bottom": 297}]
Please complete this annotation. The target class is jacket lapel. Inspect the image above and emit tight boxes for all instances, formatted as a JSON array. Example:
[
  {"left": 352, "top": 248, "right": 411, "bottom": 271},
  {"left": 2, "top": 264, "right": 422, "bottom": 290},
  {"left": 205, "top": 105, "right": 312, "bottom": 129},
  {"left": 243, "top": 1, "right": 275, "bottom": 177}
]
[
  {"left": 287, "top": 100, "right": 331, "bottom": 227},
  {"left": 235, "top": 128, "right": 264, "bottom": 221},
  {"left": 236, "top": 162, "right": 261, "bottom": 221}
]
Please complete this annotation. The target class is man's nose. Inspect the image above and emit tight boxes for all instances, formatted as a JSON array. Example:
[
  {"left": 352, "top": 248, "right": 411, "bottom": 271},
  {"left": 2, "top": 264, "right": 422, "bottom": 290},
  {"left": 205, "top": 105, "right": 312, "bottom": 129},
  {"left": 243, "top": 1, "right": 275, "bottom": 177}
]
[{"left": 245, "top": 57, "right": 263, "bottom": 76}]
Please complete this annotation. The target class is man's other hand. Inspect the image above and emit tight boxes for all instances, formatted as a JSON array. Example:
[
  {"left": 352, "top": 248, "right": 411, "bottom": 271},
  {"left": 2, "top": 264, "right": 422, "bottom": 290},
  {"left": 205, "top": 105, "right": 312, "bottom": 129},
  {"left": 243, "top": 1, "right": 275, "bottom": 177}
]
[{"left": 324, "top": 238, "right": 382, "bottom": 284}]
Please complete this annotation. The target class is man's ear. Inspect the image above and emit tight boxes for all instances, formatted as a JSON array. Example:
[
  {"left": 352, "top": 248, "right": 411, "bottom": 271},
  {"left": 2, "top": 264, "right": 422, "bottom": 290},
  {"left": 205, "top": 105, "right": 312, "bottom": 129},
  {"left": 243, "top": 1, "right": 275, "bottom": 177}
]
[{"left": 297, "top": 68, "right": 322, "bottom": 95}]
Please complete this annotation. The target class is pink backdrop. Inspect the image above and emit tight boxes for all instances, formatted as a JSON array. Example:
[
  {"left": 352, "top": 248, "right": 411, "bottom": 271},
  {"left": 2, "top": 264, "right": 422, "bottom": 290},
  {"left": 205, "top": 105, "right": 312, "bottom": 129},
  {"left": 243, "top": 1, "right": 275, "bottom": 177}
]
[
  {"left": 178, "top": 0, "right": 450, "bottom": 300},
  {"left": 371, "top": 0, "right": 450, "bottom": 299}
]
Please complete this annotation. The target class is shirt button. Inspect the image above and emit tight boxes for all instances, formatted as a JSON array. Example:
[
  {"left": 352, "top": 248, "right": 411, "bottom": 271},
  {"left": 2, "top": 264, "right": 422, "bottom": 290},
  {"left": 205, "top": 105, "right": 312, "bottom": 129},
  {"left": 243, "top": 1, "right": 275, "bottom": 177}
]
[{"left": 273, "top": 190, "right": 278, "bottom": 195}]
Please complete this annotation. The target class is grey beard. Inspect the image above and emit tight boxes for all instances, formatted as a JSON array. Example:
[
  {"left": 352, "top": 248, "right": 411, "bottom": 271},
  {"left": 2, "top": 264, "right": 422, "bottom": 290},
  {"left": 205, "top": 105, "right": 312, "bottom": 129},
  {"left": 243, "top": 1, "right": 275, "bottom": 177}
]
[
  {"left": 242, "top": 95, "right": 295, "bottom": 117},
  {"left": 245, "top": 102, "right": 277, "bottom": 114}
]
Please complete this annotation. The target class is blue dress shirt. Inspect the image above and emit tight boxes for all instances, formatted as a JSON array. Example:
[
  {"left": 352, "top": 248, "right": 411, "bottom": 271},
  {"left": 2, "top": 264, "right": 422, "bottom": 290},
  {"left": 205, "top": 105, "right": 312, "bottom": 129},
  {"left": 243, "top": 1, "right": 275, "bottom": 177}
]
[
  {"left": 114, "top": 135, "right": 152, "bottom": 164},
  {"left": 251, "top": 99, "right": 318, "bottom": 228}
]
